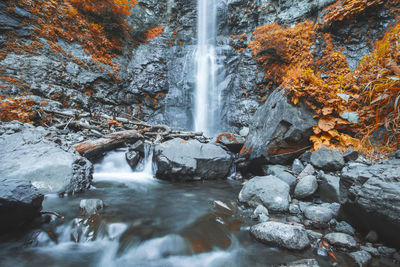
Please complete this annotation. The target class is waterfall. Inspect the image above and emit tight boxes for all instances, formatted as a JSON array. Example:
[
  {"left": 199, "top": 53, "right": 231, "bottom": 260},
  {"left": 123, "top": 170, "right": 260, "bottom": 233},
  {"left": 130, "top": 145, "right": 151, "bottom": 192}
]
[{"left": 194, "top": 0, "right": 220, "bottom": 136}]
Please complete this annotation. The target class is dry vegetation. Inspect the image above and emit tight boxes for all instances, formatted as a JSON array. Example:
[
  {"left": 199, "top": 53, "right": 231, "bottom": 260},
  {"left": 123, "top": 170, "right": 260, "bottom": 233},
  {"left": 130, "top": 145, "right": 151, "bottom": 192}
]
[{"left": 249, "top": 0, "right": 400, "bottom": 155}]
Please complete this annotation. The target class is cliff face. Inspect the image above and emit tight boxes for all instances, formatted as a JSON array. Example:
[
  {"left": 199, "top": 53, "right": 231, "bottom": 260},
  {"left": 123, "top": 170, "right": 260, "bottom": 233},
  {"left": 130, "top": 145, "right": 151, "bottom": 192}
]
[{"left": 0, "top": 0, "right": 398, "bottom": 134}]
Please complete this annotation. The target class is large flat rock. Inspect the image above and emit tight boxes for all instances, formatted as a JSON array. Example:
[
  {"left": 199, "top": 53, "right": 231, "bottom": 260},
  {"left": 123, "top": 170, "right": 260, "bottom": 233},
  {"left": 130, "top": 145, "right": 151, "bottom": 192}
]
[{"left": 0, "top": 125, "right": 92, "bottom": 194}]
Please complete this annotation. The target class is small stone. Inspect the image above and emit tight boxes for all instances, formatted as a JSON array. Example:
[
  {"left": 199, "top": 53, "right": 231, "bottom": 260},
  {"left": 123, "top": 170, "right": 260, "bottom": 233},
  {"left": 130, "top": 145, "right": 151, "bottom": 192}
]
[
  {"left": 294, "top": 175, "right": 318, "bottom": 199},
  {"left": 80, "top": 199, "right": 103, "bottom": 216},
  {"left": 239, "top": 127, "right": 249, "bottom": 137},
  {"left": 278, "top": 259, "right": 320, "bottom": 267},
  {"left": 343, "top": 149, "right": 359, "bottom": 162},
  {"left": 365, "top": 230, "right": 378, "bottom": 243},
  {"left": 298, "top": 164, "right": 315, "bottom": 180},
  {"left": 318, "top": 173, "right": 341, "bottom": 203},
  {"left": 286, "top": 216, "right": 302, "bottom": 224},
  {"left": 292, "top": 159, "right": 304, "bottom": 176},
  {"left": 265, "top": 165, "right": 297, "bottom": 188},
  {"left": 324, "top": 232, "right": 358, "bottom": 250},
  {"left": 306, "top": 230, "right": 323, "bottom": 243},
  {"left": 335, "top": 221, "right": 355, "bottom": 235},
  {"left": 289, "top": 204, "right": 300, "bottom": 215},
  {"left": 349, "top": 250, "right": 372, "bottom": 267},
  {"left": 251, "top": 205, "right": 269, "bottom": 222}
]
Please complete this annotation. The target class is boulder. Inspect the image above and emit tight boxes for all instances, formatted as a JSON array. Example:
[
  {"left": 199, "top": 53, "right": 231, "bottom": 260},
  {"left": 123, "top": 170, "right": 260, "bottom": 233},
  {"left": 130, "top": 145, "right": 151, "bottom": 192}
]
[
  {"left": 264, "top": 165, "right": 297, "bottom": 189},
  {"left": 238, "top": 175, "right": 290, "bottom": 212},
  {"left": 216, "top": 133, "right": 246, "bottom": 153},
  {"left": 335, "top": 221, "right": 355, "bottom": 235},
  {"left": 153, "top": 138, "right": 233, "bottom": 181},
  {"left": 242, "top": 88, "right": 316, "bottom": 164},
  {"left": 250, "top": 221, "right": 310, "bottom": 250},
  {"left": 310, "top": 147, "right": 344, "bottom": 171},
  {"left": 0, "top": 126, "right": 93, "bottom": 194},
  {"left": 318, "top": 173, "right": 342, "bottom": 203},
  {"left": 0, "top": 178, "right": 43, "bottom": 231},
  {"left": 343, "top": 149, "right": 359, "bottom": 162},
  {"left": 349, "top": 251, "right": 372, "bottom": 267},
  {"left": 294, "top": 175, "right": 318, "bottom": 199},
  {"left": 125, "top": 151, "right": 141, "bottom": 170},
  {"left": 324, "top": 232, "right": 358, "bottom": 250},
  {"left": 340, "top": 162, "right": 400, "bottom": 247},
  {"left": 304, "top": 205, "right": 334, "bottom": 225}
]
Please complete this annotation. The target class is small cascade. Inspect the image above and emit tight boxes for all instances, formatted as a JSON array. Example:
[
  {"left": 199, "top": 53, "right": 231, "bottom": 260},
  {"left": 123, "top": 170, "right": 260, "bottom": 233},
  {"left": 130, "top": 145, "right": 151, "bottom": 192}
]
[
  {"left": 194, "top": 0, "right": 223, "bottom": 136},
  {"left": 93, "top": 146, "right": 156, "bottom": 184}
]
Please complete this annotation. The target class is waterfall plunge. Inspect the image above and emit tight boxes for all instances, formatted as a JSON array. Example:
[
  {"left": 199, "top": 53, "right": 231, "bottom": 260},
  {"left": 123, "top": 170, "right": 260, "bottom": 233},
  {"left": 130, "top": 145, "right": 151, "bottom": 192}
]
[{"left": 194, "top": 0, "right": 221, "bottom": 136}]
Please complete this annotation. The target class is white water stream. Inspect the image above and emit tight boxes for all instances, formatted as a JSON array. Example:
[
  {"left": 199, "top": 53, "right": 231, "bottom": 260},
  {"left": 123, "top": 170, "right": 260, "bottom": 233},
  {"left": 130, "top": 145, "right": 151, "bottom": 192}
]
[{"left": 194, "top": 0, "right": 221, "bottom": 136}]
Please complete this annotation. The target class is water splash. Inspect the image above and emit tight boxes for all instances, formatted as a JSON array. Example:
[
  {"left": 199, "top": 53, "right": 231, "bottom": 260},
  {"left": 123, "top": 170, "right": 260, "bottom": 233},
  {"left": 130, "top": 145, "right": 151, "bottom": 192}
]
[{"left": 93, "top": 146, "right": 156, "bottom": 185}]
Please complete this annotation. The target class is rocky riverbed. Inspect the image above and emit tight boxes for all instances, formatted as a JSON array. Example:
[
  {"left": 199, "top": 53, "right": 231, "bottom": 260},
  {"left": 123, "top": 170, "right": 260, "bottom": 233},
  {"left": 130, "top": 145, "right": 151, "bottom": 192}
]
[{"left": 1, "top": 120, "right": 400, "bottom": 266}]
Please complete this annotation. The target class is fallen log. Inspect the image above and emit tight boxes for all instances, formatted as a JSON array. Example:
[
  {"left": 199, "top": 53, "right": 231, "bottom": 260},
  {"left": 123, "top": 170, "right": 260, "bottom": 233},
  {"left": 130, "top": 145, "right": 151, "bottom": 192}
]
[{"left": 74, "top": 130, "right": 143, "bottom": 160}]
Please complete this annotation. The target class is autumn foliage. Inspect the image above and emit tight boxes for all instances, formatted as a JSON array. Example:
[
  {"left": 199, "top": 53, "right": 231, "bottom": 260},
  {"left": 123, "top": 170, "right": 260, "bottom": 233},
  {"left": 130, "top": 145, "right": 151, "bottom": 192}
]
[{"left": 249, "top": 10, "right": 400, "bottom": 155}]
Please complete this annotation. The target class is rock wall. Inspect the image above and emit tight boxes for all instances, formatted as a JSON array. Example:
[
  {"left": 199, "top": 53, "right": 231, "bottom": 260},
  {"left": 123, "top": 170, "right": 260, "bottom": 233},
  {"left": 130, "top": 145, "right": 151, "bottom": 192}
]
[{"left": 0, "top": 0, "right": 397, "bottom": 134}]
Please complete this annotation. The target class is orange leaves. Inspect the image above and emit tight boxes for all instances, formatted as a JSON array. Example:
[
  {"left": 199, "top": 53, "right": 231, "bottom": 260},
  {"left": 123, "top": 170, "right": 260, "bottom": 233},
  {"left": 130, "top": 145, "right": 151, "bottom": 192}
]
[
  {"left": 145, "top": 26, "right": 164, "bottom": 40},
  {"left": 318, "top": 116, "right": 337, "bottom": 132},
  {"left": 0, "top": 95, "right": 35, "bottom": 123}
]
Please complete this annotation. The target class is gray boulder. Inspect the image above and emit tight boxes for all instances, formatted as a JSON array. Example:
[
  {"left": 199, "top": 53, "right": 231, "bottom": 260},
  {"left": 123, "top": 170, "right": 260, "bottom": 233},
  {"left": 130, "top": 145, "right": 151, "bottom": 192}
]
[
  {"left": 238, "top": 175, "right": 290, "bottom": 212},
  {"left": 340, "top": 162, "right": 400, "bottom": 247},
  {"left": 242, "top": 88, "right": 316, "bottom": 164},
  {"left": 278, "top": 259, "right": 320, "bottom": 267},
  {"left": 310, "top": 147, "right": 345, "bottom": 171},
  {"left": 125, "top": 151, "right": 141, "bottom": 170},
  {"left": 335, "top": 221, "right": 355, "bottom": 235},
  {"left": 294, "top": 175, "right": 318, "bottom": 199},
  {"left": 216, "top": 133, "right": 245, "bottom": 153},
  {"left": 250, "top": 221, "right": 310, "bottom": 250},
  {"left": 349, "top": 251, "right": 372, "bottom": 267},
  {"left": 264, "top": 165, "right": 297, "bottom": 189},
  {"left": 0, "top": 126, "right": 93, "bottom": 194},
  {"left": 304, "top": 205, "right": 334, "bottom": 225},
  {"left": 153, "top": 138, "right": 233, "bottom": 181},
  {"left": 318, "top": 173, "right": 342, "bottom": 203},
  {"left": 324, "top": 232, "right": 358, "bottom": 250},
  {"left": 0, "top": 178, "right": 43, "bottom": 231},
  {"left": 292, "top": 159, "right": 305, "bottom": 176}
]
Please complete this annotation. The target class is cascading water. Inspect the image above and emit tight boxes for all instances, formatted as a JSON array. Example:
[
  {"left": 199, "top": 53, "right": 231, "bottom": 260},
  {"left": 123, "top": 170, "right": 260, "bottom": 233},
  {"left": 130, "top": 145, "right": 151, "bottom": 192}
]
[{"left": 194, "top": 0, "right": 221, "bottom": 136}]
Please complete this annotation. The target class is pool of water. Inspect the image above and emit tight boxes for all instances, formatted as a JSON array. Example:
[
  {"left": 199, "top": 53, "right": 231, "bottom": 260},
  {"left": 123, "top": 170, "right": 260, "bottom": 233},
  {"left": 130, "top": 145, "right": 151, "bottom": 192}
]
[{"left": 0, "top": 150, "right": 388, "bottom": 267}]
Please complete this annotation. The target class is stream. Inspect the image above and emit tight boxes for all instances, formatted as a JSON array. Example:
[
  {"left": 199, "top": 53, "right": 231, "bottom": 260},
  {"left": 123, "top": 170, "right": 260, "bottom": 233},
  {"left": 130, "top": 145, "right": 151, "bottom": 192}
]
[{"left": 0, "top": 150, "right": 373, "bottom": 267}]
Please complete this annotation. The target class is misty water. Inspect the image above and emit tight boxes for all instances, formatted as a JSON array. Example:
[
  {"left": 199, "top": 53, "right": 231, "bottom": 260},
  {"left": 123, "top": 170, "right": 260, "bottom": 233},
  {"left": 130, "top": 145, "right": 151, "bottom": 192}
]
[{"left": 0, "top": 149, "right": 370, "bottom": 267}]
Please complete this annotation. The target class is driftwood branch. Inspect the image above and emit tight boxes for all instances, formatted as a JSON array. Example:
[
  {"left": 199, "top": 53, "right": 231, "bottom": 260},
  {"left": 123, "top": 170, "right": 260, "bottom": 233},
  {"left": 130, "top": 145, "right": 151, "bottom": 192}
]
[{"left": 74, "top": 130, "right": 143, "bottom": 160}]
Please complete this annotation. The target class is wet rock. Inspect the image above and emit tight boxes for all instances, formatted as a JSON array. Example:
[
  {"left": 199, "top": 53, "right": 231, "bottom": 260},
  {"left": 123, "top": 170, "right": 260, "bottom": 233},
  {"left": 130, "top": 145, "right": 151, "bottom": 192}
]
[
  {"left": 216, "top": 133, "right": 246, "bottom": 153},
  {"left": 318, "top": 173, "right": 342, "bottom": 203},
  {"left": 238, "top": 175, "right": 290, "bottom": 212},
  {"left": 250, "top": 222, "right": 310, "bottom": 250},
  {"left": 0, "top": 126, "right": 92, "bottom": 194},
  {"left": 289, "top": 204, "right": 301, "bottom": 215},
  {"left": 0, "top": 178, "right": 43, "bottom": 231},
  {"left": 294, "top": 175, "right": 318, "bottom": 199},
  {"left": 251, "top": 205, "right": 269, "bottom": 222},
  {"left": 377, "top": 246, "right": 396, "bottom": 257},
  {"left": 360, "top": 245, "right": 379, "bottom": 257},
  {"left": 243, "top": 88, "right": 316, "bottom": 165},
  {"left": 343, "top": 149, "right": 359, "bottom": 162},
  {"left": 129, "top": 140, "right": 145, "bottom": 156},
  {"left": 239, "top": 127, "right": 249, "bottom": 137},
  {"left": 126, "top": 151, "right": 141, "bottom": 170},
  {"left": 153, "top": 138, "right": 233, "bottom": 181},
  {"left": 80, "top": 199, "right": 103, "bottom": 216},
  {"left": 340, "top": 162, "right": 400, "bottom": 247},
  {"left": 297, "top": 164, "right": 315, "bottom": 180},
  {"left": 324, "top": 232, "right": 358, "bottom": 250},
  {"left": 365, "top": 230, "right": 378, "bottom": 243},
  {"left": 300, "top": 152, "right": 312, "bottom": 164},
  {"left": 335, "top": 221, "right": 355, "bottom": 235},
  {"left": 349, "top": 250, "right": 372, "bottom": 267},
  {"left": 278, "top": 259, "right": 320, "bottom": 267},
  {"left": 310, "top": 147, "right": 345, "bottom": 171},
  {"left": 304, "top": 205, "right": 334, "bottom": 226},
  {"left": 292, "top": 159, "right": 305, "bottom": 176},
  {"left": 306, "top": 230, "right": 323, "bottom": 244},
  {"left": 264, "top": 165, "right": 297, "bottom": 189}
]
